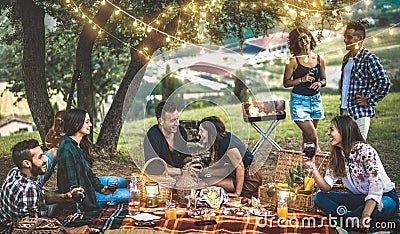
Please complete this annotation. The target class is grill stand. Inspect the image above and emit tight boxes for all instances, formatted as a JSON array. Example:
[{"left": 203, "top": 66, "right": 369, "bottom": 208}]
[{"left": 250, "top": 120, "right": 282, "bottom": 155}]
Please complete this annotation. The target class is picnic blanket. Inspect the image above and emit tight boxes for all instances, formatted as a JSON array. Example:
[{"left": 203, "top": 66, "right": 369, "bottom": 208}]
[
  {"left": 58, "top": 203, "right": 335, "bottom": 233},
  {"left": 118, "top": 207, "right": 336, "bottom": 234},
  {"left": 60, "top": 204, "right": 127, "bottom": 232}
]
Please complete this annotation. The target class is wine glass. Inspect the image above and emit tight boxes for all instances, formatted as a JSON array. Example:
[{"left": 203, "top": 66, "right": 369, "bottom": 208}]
[
  {"left": 266, "top": 183, "right": 276, "bottom": 208},
  {"left": 106, "top": 178, "right": 119, "bottom": 206},
  {"left": 303, "top": 142, "right": 316, "bottom": 159},
  {"left": 70, "top": 185, "right": 84, "bottom": 216},
  {"left": 309, "top": 67, "right": 319, "bottom": 80},
  {"left": 201, "top": 154, "right": 211, "bottom": 167}
]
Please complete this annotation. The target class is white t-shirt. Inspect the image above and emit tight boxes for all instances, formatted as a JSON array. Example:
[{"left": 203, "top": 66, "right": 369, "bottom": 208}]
[{"left": 341, "top": 58, "right": 354, "bottom": 109}]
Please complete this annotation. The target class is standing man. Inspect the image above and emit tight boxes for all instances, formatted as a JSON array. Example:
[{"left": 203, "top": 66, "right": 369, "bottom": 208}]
[
  {"left": 0, "top": 139, "right": 84, "bottom": 228},
  {"left": 144, "top": 101, "right": 191, "bottom": 176},
  {"left": 340, "top": 21, "right": 390, "bottom": 140}
]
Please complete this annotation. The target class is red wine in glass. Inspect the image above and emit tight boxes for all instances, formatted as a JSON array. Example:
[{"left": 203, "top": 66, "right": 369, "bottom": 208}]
[
  {"left": 303, "top": 142, "right": 316, "bottom": 159},
  {"left": 70, "top": 185, "right": 84, "bottom": 215},
  {"left": 201, "top": 155, "right": 211, "bottom": 166},
  {"left": 72, "top": 193, "right": 83, "bottom": 203},
  {"left": 108, "top": 184, "right": 117, "bottom": 193},
  {"left": 107, "top": 179, "right": 118, "bottom": 206}
]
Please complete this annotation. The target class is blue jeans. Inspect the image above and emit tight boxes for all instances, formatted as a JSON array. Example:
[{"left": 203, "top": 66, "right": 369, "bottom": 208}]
[
  {"left": 95, "top": 176, "right": 130, "bottom": 207},
  {"left": 314, "top": 190, "right": 399, "bottom": 221},
  {"left": 290, "top": 92, "right": 324, "bottom": 121}
]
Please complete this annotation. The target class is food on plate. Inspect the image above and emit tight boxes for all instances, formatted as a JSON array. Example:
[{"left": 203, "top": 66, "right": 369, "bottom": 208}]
[{"left": 241, "top": 197, "right": 249, "bottom": 204}]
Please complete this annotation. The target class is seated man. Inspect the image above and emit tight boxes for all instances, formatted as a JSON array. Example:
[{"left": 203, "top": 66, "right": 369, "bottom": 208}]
[
  {"left": 0, "top": 139, "right": 84, "bottom": 229},
  {"left": 144, "top": 101, "right": 191, "bottom": 176}
]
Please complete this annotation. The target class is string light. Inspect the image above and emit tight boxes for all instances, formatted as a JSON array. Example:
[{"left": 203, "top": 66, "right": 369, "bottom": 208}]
[{"left": 63, "top": 0, "right": 398, "bottom": 63}]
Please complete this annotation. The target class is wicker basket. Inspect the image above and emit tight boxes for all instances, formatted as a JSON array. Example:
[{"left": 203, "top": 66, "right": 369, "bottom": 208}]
[
  {"left": 259, "top": 149, "right": 330, "bottom": 212},
  {"left": 139, "top": 158, "right": 176, "bottom": 204}
]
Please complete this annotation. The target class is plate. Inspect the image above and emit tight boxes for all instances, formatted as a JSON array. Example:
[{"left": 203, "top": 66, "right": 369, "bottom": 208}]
[
  {"left": 127, "top": 213, "right": 161, "bottom": 221},
  {"left": 225, "top": 197, "right": 244, "bottom": 208},
  {"left": 188, "top": 208, "right": 216, "bottom": 218},
  {"left": 248, "top": 208, "right": 276, "bottom": 217}
]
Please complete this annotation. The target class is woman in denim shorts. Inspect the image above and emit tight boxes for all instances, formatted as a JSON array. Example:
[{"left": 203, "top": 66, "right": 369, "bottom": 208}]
[{"left": 283, "top": 27, "right": 327, "bottom": 150}]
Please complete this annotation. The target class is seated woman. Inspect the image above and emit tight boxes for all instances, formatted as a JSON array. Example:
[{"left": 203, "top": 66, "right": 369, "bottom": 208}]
[
  {"left": 57, "top": 109, "right": 129, "bottom": 214},
  {"left": 196, "top": 116, "right": 262, "bottom": 198},
  {"left": 304, "top": 115, "right": 398, "bottom": 230}
]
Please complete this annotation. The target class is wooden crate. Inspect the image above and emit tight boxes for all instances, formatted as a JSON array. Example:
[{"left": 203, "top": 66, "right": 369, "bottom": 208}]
[{"left": 259, "top": 149, "right": 330, "bottom": 212}]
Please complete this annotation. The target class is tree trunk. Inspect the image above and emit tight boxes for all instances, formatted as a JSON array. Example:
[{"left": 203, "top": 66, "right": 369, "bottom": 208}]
[
  {"left": 75, "top": 2, "right": 115, "bottom": 137},
  {"left": 95, "top": 49, "right": 148, "bottom": 153},
  {"left": 96, "top": 16, "right": 179, "bottom": 154},
  {"left": 19, "top": 0, "right": 53, "bottom": 142}
]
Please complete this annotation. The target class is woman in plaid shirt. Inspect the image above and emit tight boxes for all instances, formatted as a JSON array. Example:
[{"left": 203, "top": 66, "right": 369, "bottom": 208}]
[{"left": 56, "top": 109, "right": 117, "bottom": 213}]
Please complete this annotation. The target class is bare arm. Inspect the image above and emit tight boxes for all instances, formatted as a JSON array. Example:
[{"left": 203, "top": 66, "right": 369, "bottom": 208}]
[
  {"left": 303, "top": 157, "right": 331, "bottom": 192},
  {"left": 44, "top": 187, "right": 84, "bottom": 204},
  {"left": 226, "top": 148, "right": 245, "bottom": 197}
]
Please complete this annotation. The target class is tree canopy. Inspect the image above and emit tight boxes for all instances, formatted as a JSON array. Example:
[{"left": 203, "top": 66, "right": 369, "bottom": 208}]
[{"left": 0, "top": 0, "right": 358, "bottom": 153}]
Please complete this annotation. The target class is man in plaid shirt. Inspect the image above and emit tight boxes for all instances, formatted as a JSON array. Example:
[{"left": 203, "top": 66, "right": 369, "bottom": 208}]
[
  {"left": 340, "top": 21, "right": 390, "bottom": 140},
  {"left": 0, "top": 139, "right": 84, "bottom": 228}
]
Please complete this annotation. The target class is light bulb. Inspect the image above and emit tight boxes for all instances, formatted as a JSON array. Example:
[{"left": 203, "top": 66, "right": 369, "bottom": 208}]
[
  {"left": 101, "top": 0, "right": 106, "bottom": 5},
  {"left": 133, "top": 20, "right": 138, "bottom": 27},
  {"left": 389, "top": 28, "right": 394, "bottom": 35},
  {"left": 373, "top": 37, "right": 378, "bottom": 43},
  {"left": 166, "top": 37, "right": 171, "bottom": 42},
  {"left": 115, "top": 9, "right": 120, "bottom": 15}
]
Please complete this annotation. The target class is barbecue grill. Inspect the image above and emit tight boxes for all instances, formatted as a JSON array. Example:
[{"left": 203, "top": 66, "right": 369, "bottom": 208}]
[
  {"left": 242, "top": 100, "right": 286, "bottom": 122},
  {"left": 242, "top": 99, "right": 286, "bottom": 152}
]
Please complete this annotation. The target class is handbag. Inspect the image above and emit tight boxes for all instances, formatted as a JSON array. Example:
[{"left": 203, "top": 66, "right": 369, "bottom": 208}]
[{"left": 9, "top": 217, "right": 67, "bottom": 234}]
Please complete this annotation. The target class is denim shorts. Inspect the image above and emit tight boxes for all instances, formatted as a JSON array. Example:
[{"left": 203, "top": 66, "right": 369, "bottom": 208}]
[{"left": 290, "top": 92, "right": 324, "bottom": 121}]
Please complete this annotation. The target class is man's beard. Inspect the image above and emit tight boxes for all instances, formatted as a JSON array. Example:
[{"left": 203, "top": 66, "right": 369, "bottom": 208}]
[{"left": 31, "top": 163, "right": 45, "bottom": 176}]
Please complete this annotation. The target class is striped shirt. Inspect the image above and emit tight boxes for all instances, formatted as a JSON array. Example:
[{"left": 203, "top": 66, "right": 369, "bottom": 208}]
[
  {"left": 340, "top": 47, "right": 390, "bottom": 119},
  {"left": 0, "top": 168, "right": 47, "bottom": 226}
]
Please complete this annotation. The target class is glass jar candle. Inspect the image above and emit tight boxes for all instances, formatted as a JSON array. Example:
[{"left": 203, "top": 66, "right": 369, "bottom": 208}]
[
  {"left": 277, "top": 199, "right": 288, "bottom": 219},
  {"left": 165, "top": 203, "right": 177, "bottom": 220},
  {"left": 145, "top": 181, "right": 159, "bottom": 208}
]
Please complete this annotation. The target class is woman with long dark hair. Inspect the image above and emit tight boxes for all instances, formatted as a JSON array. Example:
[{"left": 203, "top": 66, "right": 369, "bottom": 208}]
[
  {"left": 306, "top": 115, "right": 398, "bottom": 230},
  {"left": 198, "top": 116, "right": 262, "bottom": 198},
  {"left": 283, "top": 27, "right": 327, "bottom": 151},
  {"left": 57, "top": 109, "right": 127, "bottom": 213}
]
